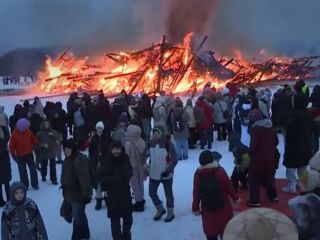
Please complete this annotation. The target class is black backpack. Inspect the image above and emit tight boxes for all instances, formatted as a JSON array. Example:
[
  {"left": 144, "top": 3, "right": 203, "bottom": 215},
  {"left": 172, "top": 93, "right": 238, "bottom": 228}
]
[
  {"left": 173, "top": 111, "right": 185, "bottom": 132},
  {"left": 199, "top": 171, "right": 225, "bottom": 211}
]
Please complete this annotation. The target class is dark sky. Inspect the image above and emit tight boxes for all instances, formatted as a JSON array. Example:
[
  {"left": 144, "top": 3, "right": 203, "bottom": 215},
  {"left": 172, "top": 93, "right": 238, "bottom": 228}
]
[{"left": 0, "top": 0, "right": 319, "bottom": 57}]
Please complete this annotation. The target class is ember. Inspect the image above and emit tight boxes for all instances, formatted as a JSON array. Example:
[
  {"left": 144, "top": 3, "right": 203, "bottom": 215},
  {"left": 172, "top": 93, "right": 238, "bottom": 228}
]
[{"left": 38, "top": 34, "right": 320, "bottom": 95}]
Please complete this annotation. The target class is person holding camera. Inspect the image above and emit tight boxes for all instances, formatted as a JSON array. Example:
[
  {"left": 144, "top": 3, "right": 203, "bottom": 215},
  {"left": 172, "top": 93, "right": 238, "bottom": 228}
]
[{"left": 144, "top": 126, "right": 177, "bottom": 222}]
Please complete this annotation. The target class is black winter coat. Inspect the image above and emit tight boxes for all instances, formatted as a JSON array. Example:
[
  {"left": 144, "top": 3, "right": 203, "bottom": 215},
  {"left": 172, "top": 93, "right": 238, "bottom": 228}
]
[
  {"left": 61, "top": 152, "right": 92, "bottom": 203},
  {"left": 88, "top": 133, "right": 111, "bottom": 188},
  {"left": 98, "top": 151, "right": 133, "bottom": 218},
  {"left": 284, "top": 109, "right": 314, "bottom": 168},
  {"left": 0, "top": 126, "right": 11, "bottom": 183}
]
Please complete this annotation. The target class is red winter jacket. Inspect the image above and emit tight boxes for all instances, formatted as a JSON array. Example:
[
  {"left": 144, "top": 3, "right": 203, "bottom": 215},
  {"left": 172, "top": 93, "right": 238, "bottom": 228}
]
[
  {"left": 249, "top": 120, "right": 279, "bottom": 180},
  {"left": 192, "top": 164, "right": 238, "bottom": 236},
  {"left": 9, "top": 129, "right": 38, "bottom": 157},
  {"left": 196, "top": 99, "right": 213, "bottom": 129}
]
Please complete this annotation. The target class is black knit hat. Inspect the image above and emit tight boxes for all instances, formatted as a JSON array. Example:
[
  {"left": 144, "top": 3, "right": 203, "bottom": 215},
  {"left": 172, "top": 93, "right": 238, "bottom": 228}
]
[
  {"left": 63, "top": 138, "right": 77, "bottom": 150},
  {"left": 199, "top": 150, "right": 214, "bottom": 166},
  {"left": 109, "top": 140, "right": 123, "bottom": 149}
]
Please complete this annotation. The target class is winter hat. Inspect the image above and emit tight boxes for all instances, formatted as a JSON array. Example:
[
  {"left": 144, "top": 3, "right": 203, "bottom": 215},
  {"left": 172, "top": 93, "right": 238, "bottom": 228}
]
[
  {"left": 299, "top": 169, "right": 320, "bottom": 192},
  {"left": 222, "top": 87, "right": 230, "bottom": 95},
  {"left": 10, "top": 181, "right": 27, "bottom": 205},
  {"left": 63, "top": 138, "right": 77, "bottom": 150},
  {"left": 110, "top": 140, "right": 123, "bottom": 149},
  {"left": 199, "top": 150, "right": 214, "bottom": 165},
  {"left": 16, "top": 118, "right": 30, "bottom": 133},
  {"left": 96, "top": 121, "right": 104, "bottom": 130},
  {"left": 309, "top": 153, "right": 320, "bottom": 172},
  {"left": 248, "top": 109, "right": 263, "bottom": 122},
  {"left": 186, "top": 99, "right": 193, "bottom": 107},
  {"left": 175, "top": 97, "right": 183, "bottom": 108},
  {"left": 118, "top": 112, "right": 129, "bottom": 123},
  {"left": 152, "top": 126, "right": 164, "bottom": 137},
  {"left": 223, "top": 208, "right": 298, "bottom": 240}
]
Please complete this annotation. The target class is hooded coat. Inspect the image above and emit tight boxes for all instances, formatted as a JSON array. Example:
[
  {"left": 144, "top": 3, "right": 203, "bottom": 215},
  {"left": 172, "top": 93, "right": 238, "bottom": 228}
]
[
  {"left": 9, "top": 119, "right": 38, "bottom": 157},
  {"left": 284, "top": 94, "right": 314, "bottom": 168},
  {"left": 35, "top": 120, "right": 61, "bottom": 160},
  {"left": 124, "top": 125, "right": 146, "bottom": 169},
  {"left": 195, "top": 98, "right": 213, "bottom": 129},
  {"left": 98, "top": 149, "right": 133, "bottom": 218},
  {"left": 1, "top": 182, "right": 48, "bottom": 240},
  {"left": 0, "top": 106, "right": 9, "bottom": 128},
  {"left": 249, "top": 119, "right": 279, "bottom": 180},
  {"left": 192, "top": 162, "right": 238, "bottom": 236}
]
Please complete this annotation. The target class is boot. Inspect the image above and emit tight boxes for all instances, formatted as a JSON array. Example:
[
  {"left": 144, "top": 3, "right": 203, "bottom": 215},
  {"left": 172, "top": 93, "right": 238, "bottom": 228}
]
[
  {"left": 95, "top": 198, "right": 103, "bottom": 210},
  {"left": 282, "top": 181, "right": 297, "bottom": 194},
  {"left": 133, "top": 201, "right": 144, "bottom": 212},
  {"left": 153, "top": 204, "right": 166, "bottom": 221},
  {"left": 164, "top": 208, "right": 175, "bottom": 222}
]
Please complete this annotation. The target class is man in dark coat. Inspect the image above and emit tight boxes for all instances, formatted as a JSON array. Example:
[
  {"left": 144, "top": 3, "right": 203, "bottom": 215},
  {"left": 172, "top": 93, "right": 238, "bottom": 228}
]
[
  {"left": 0, "top": 125, "right": 11, "bottom": 206},
  {"left": 98, "top": 140, "right": 133, "bottom": 240},
  {"left": 246, "top": 109, "right": 279, "bottom": 207},
  {"left": 283, "top": 93, "right": 314, "bottom": 194},
  {"left": 89, "top": 121, "right": 111, "bottom": 210},
  {"left": 61, "top": 138, "right": 92, "bottom": 240}
]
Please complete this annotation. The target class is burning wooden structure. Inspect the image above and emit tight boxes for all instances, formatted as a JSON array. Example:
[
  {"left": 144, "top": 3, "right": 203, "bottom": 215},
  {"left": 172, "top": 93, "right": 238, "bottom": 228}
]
[{"left": 38, "top": 33, "right": 320, "bottom": 95}]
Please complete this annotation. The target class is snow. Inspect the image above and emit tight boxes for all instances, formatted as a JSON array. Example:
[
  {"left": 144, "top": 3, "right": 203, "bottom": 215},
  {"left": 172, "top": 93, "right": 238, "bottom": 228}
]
[{"left": 0, "top": 92, "right": 287, "bottom": 240}]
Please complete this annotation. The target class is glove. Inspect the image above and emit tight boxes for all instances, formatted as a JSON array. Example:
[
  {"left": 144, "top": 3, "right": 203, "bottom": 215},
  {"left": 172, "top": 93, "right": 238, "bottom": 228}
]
[
  {"left": 82, "top": 196, "right": 92, "bottom": 204},
  {"left": 161, "top": 171, "right": 169, "bottom": 179}
]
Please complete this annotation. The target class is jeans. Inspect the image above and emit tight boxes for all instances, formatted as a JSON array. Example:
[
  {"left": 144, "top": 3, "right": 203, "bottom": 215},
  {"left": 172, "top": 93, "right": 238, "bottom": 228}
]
[
  {"left": 174, "top": 138, "right": 188, "bottom": 159},
  {"left": 286, "top": 167, "right": 308, "bottom": 183},
  {"left": 149, "top": 178, "right": 174, "bottom": 208},
  {"left": 40, "top": 158, "right": 57, "bottom": 182},
  {"left": 70, "top": 202, "right": 90, "bottom": 240},
  {"left": 248, "top": 177, "right": 277, "bottom": 203},
  {"left": 110, "top": 215, "right": 133, "bottom": 240},
  {"left": 17, "top": 154, "right": 38, "bottom": 188}
]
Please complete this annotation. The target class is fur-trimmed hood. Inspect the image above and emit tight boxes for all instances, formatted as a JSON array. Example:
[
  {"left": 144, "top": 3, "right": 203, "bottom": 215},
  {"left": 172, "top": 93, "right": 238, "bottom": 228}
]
[{"left": 198, "top": 161, "right": 220, "bottom": 170}]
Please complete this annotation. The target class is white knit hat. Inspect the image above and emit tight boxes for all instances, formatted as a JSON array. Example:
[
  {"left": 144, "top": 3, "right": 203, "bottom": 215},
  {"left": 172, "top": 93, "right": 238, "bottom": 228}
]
[{"left": 95, "top": 121, "right": 104, "bottom": 130}]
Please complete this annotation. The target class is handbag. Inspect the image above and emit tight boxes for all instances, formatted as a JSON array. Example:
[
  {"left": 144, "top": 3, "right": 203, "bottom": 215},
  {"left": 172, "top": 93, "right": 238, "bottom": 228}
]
[{"left": 60, "top": 199, "right": 73, "bottom": 223}]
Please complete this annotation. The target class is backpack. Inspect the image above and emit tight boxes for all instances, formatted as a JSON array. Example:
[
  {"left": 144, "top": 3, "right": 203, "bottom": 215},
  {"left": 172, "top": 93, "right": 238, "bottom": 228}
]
[
  {"left": 173, "top": 111, "right": 185, "bottom": 132},
  {"left": 198, "top": 171, "right": 225, "bottom": 211}
]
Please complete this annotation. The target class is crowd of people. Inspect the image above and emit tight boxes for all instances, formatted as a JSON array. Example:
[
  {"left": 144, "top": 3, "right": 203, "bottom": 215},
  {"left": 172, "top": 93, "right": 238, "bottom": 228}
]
[{"left": 0, "top": 79, "right": 320, "bottom": 239}]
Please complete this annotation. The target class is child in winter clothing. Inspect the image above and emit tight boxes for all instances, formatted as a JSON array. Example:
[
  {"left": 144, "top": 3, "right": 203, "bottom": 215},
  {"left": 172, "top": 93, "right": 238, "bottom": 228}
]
[
  {"left": 1, "top": 181, "right": 48, "bottom": 240},
  {"left": 192, "top": 150, "right": 239, "bottom": 240},
  {"left": 228, "top": 133, "right": 250, "bottom": 192}
]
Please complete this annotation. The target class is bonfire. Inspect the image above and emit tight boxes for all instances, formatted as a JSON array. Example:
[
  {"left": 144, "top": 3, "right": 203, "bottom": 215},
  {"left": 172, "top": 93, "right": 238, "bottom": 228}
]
[{"left": 38, "top": 33, "right": 320, "bottom": 96}]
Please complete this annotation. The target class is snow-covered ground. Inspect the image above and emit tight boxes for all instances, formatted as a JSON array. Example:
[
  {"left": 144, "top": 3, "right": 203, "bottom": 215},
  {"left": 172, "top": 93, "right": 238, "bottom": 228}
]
[{"left": 0, "top": 92, "right": 287, "bottom": 240}]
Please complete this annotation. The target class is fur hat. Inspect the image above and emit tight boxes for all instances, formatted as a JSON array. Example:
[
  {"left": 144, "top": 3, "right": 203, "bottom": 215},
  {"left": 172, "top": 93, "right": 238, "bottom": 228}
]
[
  {"left": 199, "top": 150, "right": 214, "bottom": 165},
  {"left": 96, "top": 121, "right": 104, "bottom": 130},
  {"left": 16, "top": 118, "right": 30, "bottom": 133},
  {"left": 223, "top": 208, "right": 298, "bottom": 240}
]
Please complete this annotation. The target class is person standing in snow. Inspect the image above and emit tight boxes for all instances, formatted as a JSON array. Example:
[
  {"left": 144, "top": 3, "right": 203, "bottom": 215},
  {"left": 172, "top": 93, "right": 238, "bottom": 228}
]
[
  {"left": 0, "top": 105, "right": 9, "bottom": 129},
  {"left": 246, "top": 109, "right": 279, "bottom": 207},
  {"left": 61, "top": 138, "right": 92, "bottom": 240},
  {"left": 124, "top": 124, "right": 146, "bottom": 212},
  {"left": 185, "top": 99, "right": 197, "bottom": 149},
  {"left": 9, "top": 118, "right": 39, "bottom": 190},
  {"left": 1, "top": 181, "right": 48, "bottom": 240},
  {"left": 89, "top": 121, "right": 111, "bottom": 210},
  {"left": 0, "top": 124, "right": 11, "bottom": 207},
  {"left": 144, "top": 126, "right": 178, "bottom": 222},
  {"left": 192, "top": 150, "right": 240, "bottom": 240},
  {"left": 98, "top": 140, "right": 133, "bottom": 240}
]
